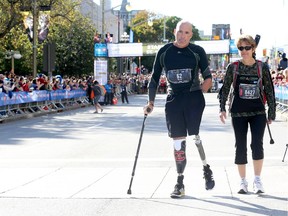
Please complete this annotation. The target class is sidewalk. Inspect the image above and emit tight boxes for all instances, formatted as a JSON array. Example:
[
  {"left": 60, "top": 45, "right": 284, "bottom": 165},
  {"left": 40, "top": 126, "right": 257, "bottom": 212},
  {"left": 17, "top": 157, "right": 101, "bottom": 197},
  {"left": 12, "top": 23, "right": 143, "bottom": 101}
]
[{"left": 0, "top": 162, "right": 286, "bottom": 216}]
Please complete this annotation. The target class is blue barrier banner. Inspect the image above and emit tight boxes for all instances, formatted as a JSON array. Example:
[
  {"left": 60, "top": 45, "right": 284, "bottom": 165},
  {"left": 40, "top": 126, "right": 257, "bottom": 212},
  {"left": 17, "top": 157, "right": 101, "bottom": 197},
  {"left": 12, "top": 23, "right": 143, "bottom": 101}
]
[
  {"left": 65, "top": 89, "right": 87, "bottom": 99},
  {"left": 275, "top": 85, "right": 288, "bottom": 100},
  {"left": 31, "top": 90, "right": 50, "bottom": 102},
  {"left": 0, "top": 90, "right": 86, "bottom": 106},
  {"left": 50, "top": 90, "right": 66, "bottom": 100}
]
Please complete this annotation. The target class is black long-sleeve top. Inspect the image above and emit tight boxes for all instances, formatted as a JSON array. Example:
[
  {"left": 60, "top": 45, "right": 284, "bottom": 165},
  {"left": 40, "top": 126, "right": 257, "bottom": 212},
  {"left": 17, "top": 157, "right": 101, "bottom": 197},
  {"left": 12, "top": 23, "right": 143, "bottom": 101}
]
[
  {"left": 219, "top": 61, "right": 276, "bottom": 120},
  {"left": 148, "top": 43, "right": 211, "bottom": 102}
]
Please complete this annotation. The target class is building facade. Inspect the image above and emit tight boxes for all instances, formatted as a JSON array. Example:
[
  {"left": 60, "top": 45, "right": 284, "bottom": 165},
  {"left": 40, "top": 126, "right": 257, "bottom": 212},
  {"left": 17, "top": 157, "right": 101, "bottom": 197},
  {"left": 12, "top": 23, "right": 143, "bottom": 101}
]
[{"left": 80, "top": 0, "right": 137, "bottom": 43}]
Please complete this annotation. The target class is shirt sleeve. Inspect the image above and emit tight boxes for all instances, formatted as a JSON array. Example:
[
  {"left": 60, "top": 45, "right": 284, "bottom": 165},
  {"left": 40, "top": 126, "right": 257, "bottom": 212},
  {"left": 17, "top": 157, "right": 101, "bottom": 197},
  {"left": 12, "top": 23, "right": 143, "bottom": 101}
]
[
  {"left": 262, "top": 62, "right": 276, "bottom": 120},
  {"left": 219, "top": 63, "right": 234, "bottom": 112},
  {"left": 148, "top": 46, "right": 167, "bottom": 102},
  {"left": 197, "top": 45, "right": 212, "bottom": 80}
]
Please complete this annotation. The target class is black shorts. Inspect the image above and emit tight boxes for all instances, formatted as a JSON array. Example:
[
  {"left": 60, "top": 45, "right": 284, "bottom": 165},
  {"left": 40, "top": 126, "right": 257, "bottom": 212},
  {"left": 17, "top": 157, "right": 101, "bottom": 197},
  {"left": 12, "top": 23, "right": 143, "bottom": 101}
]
[
  {"left": 93, "top": 95, "right": 101, "bottom": 104},
  {"left": 165, "top": 90, "right": 205, "bottom": 138}
]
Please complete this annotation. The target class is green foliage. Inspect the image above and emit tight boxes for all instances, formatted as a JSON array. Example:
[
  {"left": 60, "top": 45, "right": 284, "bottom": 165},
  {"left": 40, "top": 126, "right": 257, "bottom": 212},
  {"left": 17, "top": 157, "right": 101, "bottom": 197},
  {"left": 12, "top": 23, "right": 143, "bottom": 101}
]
[
  {"left": 129, "top": 11, "right": 156, "bottom": 43},
  {"left": 50, "top": 10, "right": 95, "bottom": 77},
  {"left": 0, "top": 2, "right": 203, "bottom": 77},
  {"left": 129, "top": 12, "right": 202, "bottom": 71},
  {"left": 130, "top": 12, "right": 201, "bottom": 44},
  {"left": 0, "top": 0, "right": 96, "bottom": 77}
]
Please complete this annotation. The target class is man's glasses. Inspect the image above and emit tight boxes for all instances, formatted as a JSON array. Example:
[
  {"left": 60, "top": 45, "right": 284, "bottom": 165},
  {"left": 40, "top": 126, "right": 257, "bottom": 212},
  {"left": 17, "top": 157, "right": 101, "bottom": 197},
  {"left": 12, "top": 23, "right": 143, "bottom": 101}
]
[{"left": 238, "top": 46, "right": 252, "bottom": 51}]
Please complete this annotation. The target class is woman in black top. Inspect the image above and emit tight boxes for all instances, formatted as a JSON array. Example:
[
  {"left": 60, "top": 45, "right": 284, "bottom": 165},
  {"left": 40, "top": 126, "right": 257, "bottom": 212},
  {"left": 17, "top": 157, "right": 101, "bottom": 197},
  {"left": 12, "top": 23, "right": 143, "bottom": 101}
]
[{"left": 219, "top": 34, "right": 276, "bottom": 194}]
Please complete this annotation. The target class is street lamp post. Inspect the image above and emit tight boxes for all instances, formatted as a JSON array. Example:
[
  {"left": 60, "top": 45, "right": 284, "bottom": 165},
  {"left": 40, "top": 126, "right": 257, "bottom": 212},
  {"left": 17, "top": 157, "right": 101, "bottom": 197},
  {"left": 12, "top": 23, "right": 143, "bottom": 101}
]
[
  {"left": 101, "top": 0, "right": 105, "bottom": 40},
  {"left": 33, "top": 0, "right": 38, "bottom": 77},
  {"left": 5, "top": 50, "right": 22, "bottom": 72},
  {"left": 19, "top": 0, "right": 51, "bottom": 77}
]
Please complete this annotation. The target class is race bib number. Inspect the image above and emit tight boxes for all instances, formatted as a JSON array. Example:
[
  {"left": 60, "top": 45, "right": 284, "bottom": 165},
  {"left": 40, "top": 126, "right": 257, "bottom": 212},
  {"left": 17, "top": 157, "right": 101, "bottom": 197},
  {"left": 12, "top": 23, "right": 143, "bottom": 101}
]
[
  {"left": 166, "top": 69, "right": 192, "bottom": 84},
  {"left": 239, "top": 83, "right": 260, "bottom": 99}
]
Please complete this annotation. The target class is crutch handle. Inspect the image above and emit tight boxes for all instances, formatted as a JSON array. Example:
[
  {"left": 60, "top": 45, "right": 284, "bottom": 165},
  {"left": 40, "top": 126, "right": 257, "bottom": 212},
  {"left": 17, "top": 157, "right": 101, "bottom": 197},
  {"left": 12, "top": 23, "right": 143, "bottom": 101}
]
[{"left": 146, "top": 107, "right": 151, "bottom": 113}]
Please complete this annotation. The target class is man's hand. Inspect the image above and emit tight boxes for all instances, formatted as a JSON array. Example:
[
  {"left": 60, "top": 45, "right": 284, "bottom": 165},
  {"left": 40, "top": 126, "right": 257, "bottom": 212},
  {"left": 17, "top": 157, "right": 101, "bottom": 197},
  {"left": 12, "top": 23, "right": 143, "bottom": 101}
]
[
  {"left": 143, "top": 101, "right": 154, "bottom": 115},
  {"left": 201, "top": 78, "right": 212, "bottom": 93}
]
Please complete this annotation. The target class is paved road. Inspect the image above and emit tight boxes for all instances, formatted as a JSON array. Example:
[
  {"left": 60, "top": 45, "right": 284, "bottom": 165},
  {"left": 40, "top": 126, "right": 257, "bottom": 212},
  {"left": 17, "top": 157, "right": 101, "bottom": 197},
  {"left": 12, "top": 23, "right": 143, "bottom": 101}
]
[{"left": 0, "top": 93, "right": 287, "bottom": 216}]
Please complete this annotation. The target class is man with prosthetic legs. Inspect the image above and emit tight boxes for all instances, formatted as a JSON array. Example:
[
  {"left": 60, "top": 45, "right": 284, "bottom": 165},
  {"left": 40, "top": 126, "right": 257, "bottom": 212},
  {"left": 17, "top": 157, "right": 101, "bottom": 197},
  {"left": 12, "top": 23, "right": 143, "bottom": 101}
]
[{"left": 144, "top": 20, "right": 215, "bottom": 198}]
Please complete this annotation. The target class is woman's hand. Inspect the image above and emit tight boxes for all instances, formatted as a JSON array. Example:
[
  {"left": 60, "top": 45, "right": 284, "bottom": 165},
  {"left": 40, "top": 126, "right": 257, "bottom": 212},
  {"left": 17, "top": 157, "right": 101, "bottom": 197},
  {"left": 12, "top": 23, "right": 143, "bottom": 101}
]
[{"left": 219, "top": 111, "right": 227, "bottom": 124}]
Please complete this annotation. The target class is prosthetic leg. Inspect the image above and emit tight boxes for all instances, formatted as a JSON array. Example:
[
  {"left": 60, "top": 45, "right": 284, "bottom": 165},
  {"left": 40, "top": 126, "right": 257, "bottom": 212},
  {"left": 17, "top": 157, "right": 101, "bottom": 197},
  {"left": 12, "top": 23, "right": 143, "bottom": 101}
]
[
  {"left": 171, "top": 140, "right": 186, "bottom": 198},
  {"left": 174, "top": 140, "right": 187, "bottom": 174},
  {"left": 194, "top": 135, "right": 215, "bottom": 190}
]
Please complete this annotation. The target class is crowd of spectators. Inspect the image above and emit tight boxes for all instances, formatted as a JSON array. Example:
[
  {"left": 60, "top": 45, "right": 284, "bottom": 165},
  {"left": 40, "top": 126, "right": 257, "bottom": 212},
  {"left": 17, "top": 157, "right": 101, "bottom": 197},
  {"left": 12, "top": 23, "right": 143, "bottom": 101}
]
[
  {"left": 0, "top": 69, "right": 155, "bottom": 102},
  {"left": 1, "top": 59, "right": 287, "bottom": 101},
  {"left": 0, "top": 70, "right": 89, "bottom": 95}
]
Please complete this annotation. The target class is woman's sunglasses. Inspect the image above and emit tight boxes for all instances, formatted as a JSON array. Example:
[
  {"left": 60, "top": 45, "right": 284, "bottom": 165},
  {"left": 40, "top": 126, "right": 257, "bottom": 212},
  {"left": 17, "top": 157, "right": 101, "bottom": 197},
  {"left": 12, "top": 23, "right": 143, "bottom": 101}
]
[{"left": 238, "top": 46, "right": 252, "bottom": 51}]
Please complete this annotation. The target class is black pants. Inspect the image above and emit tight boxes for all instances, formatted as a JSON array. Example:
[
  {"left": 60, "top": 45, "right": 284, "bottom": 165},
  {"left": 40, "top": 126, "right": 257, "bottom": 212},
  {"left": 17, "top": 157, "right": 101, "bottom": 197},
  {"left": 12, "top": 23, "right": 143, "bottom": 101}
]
[
  {"left": 104, "top": 92, "right": 113, "bottom": 105},
  {"left": 121, "top": 91, "right": 129, "bottom": 103},
  {"left": 232, "top": 114, "right": 266, "bottom": 164}
]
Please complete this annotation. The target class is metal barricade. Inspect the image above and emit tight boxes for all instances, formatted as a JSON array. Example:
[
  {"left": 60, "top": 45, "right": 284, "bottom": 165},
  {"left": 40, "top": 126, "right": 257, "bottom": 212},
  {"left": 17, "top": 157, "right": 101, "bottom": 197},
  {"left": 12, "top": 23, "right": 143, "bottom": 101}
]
[{"left": 0, "top": 90, "right": 90, "bottom": 122}]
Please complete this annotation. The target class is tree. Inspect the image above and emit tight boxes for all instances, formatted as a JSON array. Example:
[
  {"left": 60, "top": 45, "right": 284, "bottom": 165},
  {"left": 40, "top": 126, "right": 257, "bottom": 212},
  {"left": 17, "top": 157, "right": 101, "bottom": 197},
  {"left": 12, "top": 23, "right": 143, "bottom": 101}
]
[
  {"left": 0, "top": 0, "right": 97, "bottom": 77},
  {"left": 0, "top": 0, "right": 31, "bottom": 73},
  {"left": 0, "top": 4, "right": 203, "bottom": 77},
  {"left": 0, "top": 0, "right": 24, "bottom": 39},
  {"left": 49, "top": 2, "right": 95, "bottom": 77},
  {"left": 128, "top": 11, "right": 156, "bottom": 43},
  {"left": 130, "top": 12, "right": 201, "bottom": 44}
]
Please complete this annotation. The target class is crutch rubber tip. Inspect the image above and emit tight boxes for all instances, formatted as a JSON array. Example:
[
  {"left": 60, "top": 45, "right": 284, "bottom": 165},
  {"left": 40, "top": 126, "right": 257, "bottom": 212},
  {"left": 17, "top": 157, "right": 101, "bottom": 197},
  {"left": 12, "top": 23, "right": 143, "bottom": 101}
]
[
  {"left": 270, "top": 139, "right": 275, "bottom": 144},
  {"left": 127, "top": 189, "right": 132, "bottom": 195}
]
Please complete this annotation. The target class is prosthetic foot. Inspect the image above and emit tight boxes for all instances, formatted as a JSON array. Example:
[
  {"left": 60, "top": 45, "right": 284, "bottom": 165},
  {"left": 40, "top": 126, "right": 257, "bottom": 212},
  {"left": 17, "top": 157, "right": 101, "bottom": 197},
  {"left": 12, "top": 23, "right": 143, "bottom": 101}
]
[
  {"left": 203, "top": 164, "right": 215, "bottom": 190},
  {"left": 194, "top": 135, "right": 215, "bottom": 190}
]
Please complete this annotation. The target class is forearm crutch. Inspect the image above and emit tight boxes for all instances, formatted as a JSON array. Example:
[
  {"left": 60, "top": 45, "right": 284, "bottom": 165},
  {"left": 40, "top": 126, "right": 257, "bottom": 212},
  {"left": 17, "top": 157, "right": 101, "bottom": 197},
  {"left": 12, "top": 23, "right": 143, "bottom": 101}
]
[
  {"left": 282, "top": 144, "right": 288, "bottom": 162},
  {"left": 266, "top": 122, "right": 275, "bottom": 144},
  {"left": 127, "top": 114, "right": 148, "bottom": 195}
]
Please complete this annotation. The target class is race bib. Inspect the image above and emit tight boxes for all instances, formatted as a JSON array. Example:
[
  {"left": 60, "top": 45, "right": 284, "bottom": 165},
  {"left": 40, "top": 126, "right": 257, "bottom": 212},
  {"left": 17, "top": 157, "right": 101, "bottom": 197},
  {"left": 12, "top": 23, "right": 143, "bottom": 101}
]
[
  {"left": 166, "top": 69, "right": 192, "bottom": 84},
  {"left": 239, "top": 83, "right": 260, "bottom": 99}
]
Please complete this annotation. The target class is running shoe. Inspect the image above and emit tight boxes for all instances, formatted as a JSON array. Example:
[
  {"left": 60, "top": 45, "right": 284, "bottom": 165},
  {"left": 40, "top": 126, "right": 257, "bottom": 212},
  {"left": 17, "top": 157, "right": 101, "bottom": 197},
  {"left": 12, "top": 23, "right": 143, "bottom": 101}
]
[
  {"left": 254, "top": 178, "right": 265, "bottom": 194},
  {"left": 238, "top": 179, "right": 248, "bottom": 194},
  {"left": 170, "top": 175, "right": 185, "bottom": 198}
]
